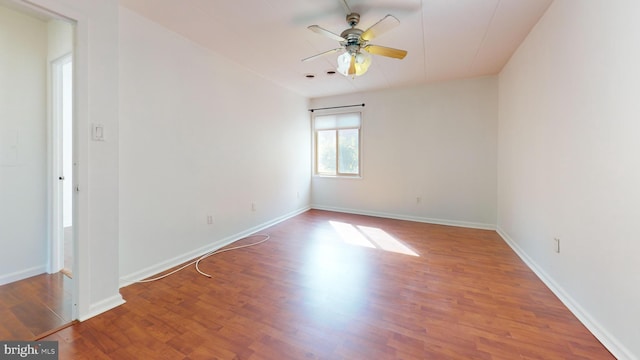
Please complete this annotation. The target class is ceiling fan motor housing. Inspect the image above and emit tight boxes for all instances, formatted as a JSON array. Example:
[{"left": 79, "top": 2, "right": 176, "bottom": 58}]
[{"left": 340, "top": 27, "right": 365, "bottom": 54}]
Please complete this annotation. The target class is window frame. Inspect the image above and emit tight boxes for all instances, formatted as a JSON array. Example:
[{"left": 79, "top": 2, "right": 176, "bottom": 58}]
[{"left": 312, "top": 110, "right": 363, "bottom": 178}]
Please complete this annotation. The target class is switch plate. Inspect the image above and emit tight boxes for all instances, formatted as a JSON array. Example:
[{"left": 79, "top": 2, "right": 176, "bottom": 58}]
[{"left": 92, "top": 123, "right": 105, "bottom": 141}]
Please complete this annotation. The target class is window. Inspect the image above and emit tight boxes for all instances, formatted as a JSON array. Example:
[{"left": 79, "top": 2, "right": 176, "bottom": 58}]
[{"left": 313, "top": 111, "right": 361, "bottom": 177}]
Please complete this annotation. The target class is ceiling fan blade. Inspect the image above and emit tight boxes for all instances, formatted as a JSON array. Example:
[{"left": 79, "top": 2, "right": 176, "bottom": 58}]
[
  {"left": 348, "top": 54, "right": 356, "bottom": 75},
  {"left": 308, "top": 25, "right": 346, "bottom": 42},
  {"left": 361, "top": 14, "right": 400, "bottom": 41},
  {"left": 301, "top": 48, "right": 342, "bottom": 62},
  {"left": 364, "top": 45, "right": 407, "bottom": 59}
]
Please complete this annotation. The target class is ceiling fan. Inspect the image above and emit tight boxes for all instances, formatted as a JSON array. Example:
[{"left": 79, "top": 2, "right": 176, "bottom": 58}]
[{"left": 302, "top": 0, "right": 408, "bottom": 77}]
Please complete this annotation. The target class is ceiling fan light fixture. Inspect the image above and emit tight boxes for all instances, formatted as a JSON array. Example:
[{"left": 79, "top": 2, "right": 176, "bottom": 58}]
[{"left": 337, "top": 51, "right": 371, "bottom": 77}]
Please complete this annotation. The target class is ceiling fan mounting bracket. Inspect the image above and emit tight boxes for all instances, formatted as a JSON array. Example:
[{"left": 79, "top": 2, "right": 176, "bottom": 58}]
[{"left": 346, "top": 12, "right": 360, "bottom": 27}]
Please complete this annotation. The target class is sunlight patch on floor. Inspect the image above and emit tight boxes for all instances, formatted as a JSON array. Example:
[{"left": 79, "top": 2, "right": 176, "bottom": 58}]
[
  {"left": 329, "top": 221, "right": 376, "bottom": 249},
  {"left": 329, "top": 221, "right": 419, "bottom": 257}
]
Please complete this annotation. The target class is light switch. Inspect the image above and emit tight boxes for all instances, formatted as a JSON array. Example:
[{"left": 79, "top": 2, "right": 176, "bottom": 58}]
[{"left": 92, "top": 123, "right": 104, "bottom": 141}]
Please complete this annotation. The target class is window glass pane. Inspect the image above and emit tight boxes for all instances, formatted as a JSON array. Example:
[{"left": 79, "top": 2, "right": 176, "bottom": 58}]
[
  {"left": 338, "top": 129, "right": 359, "bottom": 174},
  {"left": 317, "top": 130, "right": 336, "bottom": 174}
]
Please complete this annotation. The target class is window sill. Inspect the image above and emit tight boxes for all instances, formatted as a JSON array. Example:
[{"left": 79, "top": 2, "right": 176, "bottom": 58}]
[{"left": 313, "top": 174, "right": 362, "bottom": 180}]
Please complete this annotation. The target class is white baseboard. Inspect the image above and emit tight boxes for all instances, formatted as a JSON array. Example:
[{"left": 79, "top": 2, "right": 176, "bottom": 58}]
[
  {"left": 311, "top": 205, "right": 496, "bottom": 230},
  {"left": 79, "top": 294, "right": 126, "bottom": 321},
  {"left": 496, "top": 227, "right": 636, "bottom": 360},
  {"left": 0, "top": 265, "right": 46, "bottom": 286},
  {"left": 119, "top": 206, "right": 311, "bottom": 288}
]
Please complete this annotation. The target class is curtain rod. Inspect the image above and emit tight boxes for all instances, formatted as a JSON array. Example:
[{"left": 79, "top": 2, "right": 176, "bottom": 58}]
[{"left": 308, "top": 103, "right": 365, "bottom": 112}]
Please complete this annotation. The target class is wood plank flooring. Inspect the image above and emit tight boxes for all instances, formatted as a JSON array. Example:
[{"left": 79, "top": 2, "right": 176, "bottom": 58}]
[
  {"left": 43, "top": 210, "right": 613, "bottom": 359},
  {"left": 0, "top": 272, "right": 73, "bottom": 340}
]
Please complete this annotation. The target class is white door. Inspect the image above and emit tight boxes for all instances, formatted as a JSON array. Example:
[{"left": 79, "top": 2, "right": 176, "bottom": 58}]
[{"left": 49, "top": 53, "right": 73, "bottom": 274}]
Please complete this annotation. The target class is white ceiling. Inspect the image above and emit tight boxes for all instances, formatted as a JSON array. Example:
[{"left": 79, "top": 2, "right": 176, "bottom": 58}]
[{"left": 119, "top": 0, "right": 553, "bottom": 99}]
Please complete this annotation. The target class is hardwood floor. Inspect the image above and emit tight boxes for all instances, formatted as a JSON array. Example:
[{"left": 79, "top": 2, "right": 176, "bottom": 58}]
[
  {"left": 43, "top": 210, "right": 613, "bottom": 359},
  {"left": 0, "top": 272, "right": 73, "bottom": 340}
]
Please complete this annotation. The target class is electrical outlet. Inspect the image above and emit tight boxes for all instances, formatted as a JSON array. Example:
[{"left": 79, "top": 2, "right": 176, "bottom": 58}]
[
  {"left": 416, "top": 196, "right": 422, "bottom": 204},
  {"left": 207, "top": 215, "right": 213, "bottom": 225},
  {"left": 554, "top": 238, "right": 560, "bottom": 253},
  {"left": 251, "top": 202, "right": 256, "bottom": 212}
]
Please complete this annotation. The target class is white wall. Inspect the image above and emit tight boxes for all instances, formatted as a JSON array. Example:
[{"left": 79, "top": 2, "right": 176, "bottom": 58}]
[
  {"left": 118, "top": 7, "right": 311, "bottom": 282},
  {"left": 498, "top": 1, "right": 640, "bottom": 359},
  {"left": 310, "top": 77, "right": 498, "bottom": 229},
  {"left": 0, "top": 6, "right": 48, "bottom": 285}
]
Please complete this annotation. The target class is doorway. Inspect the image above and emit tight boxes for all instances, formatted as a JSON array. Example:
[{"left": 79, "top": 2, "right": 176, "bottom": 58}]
[{"left": 0, "top": 1, "right": 76, "bottom": 340}]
